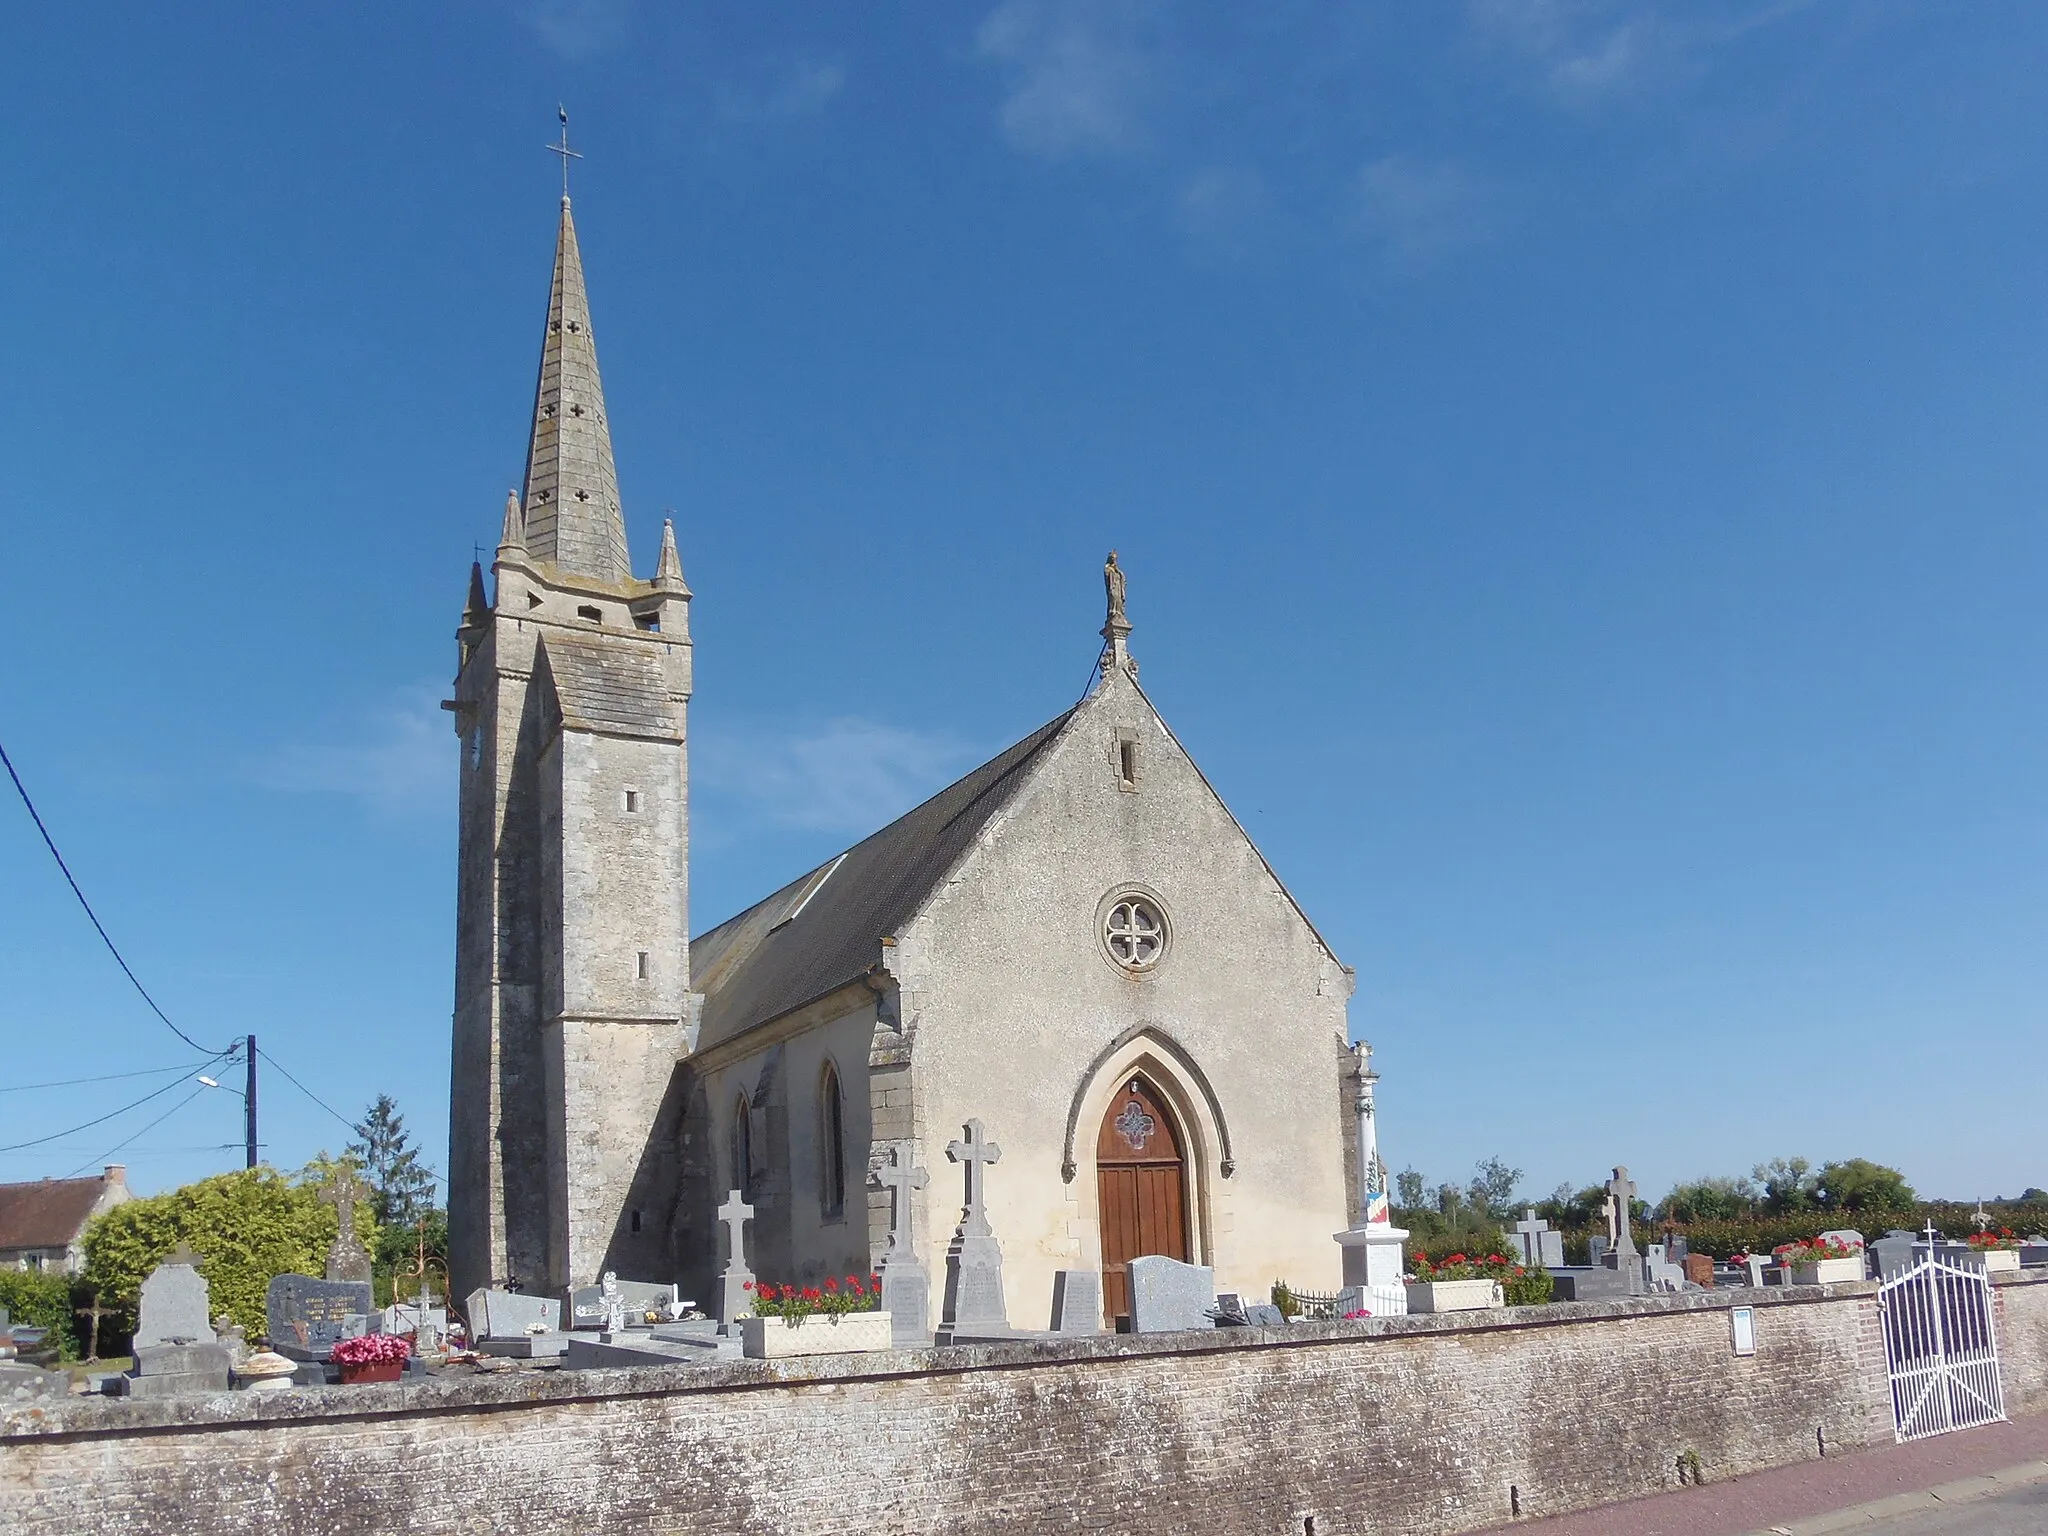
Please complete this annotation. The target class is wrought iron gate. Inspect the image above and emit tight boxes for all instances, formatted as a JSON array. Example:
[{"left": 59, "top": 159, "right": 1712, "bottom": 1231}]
[{"left": 1877, "top": 1249, "right": 2005, "bottom": 1442}]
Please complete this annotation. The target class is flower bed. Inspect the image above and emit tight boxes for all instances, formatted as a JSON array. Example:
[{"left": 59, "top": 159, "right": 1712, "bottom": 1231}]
[
  {"left": 1775, "top": 1236, "right": 1863, "bottom": 1285},
  {"left": 1408, "top": 1250, "right": 1551, "bottom": 1307},
  {"left": 745, "top": 1274, "right": 883, "bottom": 1320},
  {"left": 330, "top": 1332, "right": 410, "bottom": 1384}
]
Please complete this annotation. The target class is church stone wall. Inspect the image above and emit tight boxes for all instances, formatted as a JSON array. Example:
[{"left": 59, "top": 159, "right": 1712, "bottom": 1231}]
[
  {"left": 899, "top": 667, "right": 1352, "bottom": 1325},
  {"left": 10, "top": 1279, "right": 2045, "bottom": 1535}
]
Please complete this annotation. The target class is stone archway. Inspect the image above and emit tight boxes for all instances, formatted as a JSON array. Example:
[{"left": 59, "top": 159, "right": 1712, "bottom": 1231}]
[{"left": 1095, "top": 1074, "right": 1189, "bottom": 1325}]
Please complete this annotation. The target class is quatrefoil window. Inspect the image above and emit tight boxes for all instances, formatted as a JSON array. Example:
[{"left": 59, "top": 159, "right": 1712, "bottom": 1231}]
[{"left": 1104, "top": 896, "right": 1166, "bottom": 972}]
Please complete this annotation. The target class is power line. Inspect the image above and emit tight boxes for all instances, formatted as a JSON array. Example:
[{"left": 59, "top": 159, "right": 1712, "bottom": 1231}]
[
  {"left": 0, "top": 735, "right": 228, "bottom": 1056},
  {"left": 0, "top": 1053, "right": 232, "bottom": 1153},
  {"left": 0, "top": 1061, "right": 212, "bottom": 1094},
  {"left": 259, "top": 1048, "right": 357, "bottom": 1136},
  {"left": 66, "top": 1086, "right": 210, "bottom": 1178}
]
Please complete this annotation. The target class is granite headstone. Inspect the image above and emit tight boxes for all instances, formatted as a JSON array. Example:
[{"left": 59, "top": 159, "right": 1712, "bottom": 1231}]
[
  {"left": 267, "top": 1274, "right": 375, "bottom": 1361},
  {"left": 463, "top": 1288, "right": 561, "bottom": 1340},
  {"left": 1050, "top": 1269, "right": 1102, "bottom": 1335},
  {"left": 1126, "top": 1256, "right": 1216, "bottom": 1334},
  {"left": 133, "top": 1251, "right": 215, "bottom": 1351}
]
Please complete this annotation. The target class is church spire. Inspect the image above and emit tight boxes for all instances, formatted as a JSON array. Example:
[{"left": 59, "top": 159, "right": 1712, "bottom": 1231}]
[
  {"left": 519, "top": 195, "right": 633, "bottom": 586},
  {"left": 654, "top": 516, "right": 689, "bottom": 595}
]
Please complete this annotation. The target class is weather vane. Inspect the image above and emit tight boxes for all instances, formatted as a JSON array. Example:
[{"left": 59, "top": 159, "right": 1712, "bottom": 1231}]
[{"left": 548, "top": 104, "right": 581, "bottom": 201}]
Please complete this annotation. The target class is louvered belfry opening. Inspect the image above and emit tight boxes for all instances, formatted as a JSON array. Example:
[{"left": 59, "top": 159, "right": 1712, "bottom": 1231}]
[{"left": 1095, "top": 1075, "right": 1189, "bottom": 1327}]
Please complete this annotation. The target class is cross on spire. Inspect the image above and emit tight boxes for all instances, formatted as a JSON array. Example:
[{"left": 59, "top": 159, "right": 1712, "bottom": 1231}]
[
  {"left": 548, "top": 105, "right": 582, "bottom": 203},
  {"left": 946, "top": 1120, "right": 1002, "bottom": 1239}
]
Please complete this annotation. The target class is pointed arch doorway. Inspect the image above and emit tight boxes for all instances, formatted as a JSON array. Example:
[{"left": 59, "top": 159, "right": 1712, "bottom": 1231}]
[{"left": 1096, "top": 1074, "right": 1189, "bottom": 1326}]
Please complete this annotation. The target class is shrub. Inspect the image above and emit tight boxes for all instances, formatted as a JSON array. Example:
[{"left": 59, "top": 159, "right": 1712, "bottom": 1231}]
[
  {"left": 82, "top": 1167, "right": 374, "bottom": 1338},
  {"left": 1503, "top": 1267, "right": 1554, "bottom": 1307},
  {"left": 0, "top": 1270, "right": 79, "bottom": 1360}
]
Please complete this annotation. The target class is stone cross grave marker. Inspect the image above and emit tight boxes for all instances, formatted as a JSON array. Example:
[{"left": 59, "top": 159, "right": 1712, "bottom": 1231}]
[
  {"left": 948, "top": 1119, "right": 1001, "bottom": 1237},
  {"left": 940, "top": 1119, "right": 1010, "bottom": 1335},
  {"left": 1606, "top": 1167, "right": 1639, "bottom": 1258},
  {"left": 872, "top": 1146, "right": 932, "bottom": 1346},
  {"left": 319, "top": 1166, "right": 374, "bottom": 1285},
  {"left": 1511, "top": 1210, "right": 1564, "bottom": 1268},
  {"left": 875, "top": 1145, "right": 929, "bottom": 1254},
  {"left": 713, "top": 1189, "right": 755, "bottom": 1327}
]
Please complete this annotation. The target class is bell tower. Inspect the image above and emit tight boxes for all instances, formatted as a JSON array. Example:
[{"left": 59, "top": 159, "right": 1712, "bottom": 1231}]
[{"left": 448, "top": 184, "right": 695, "bottom": 1304}]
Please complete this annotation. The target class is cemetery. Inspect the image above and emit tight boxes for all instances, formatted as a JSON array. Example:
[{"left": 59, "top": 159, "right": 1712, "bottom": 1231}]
[{"left": 3, "top": 1090, "right": 2047, "bottom": 1533}]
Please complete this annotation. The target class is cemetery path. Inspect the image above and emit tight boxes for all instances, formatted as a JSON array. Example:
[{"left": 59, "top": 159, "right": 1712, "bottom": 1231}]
[{"left": 1500, "top": 1410, "right": 2048, "bottom": 1536}]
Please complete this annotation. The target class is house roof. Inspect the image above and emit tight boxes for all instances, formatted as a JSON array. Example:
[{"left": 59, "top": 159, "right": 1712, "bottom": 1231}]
[
  {"left": 690, "top": 708, "right": 1076, "bottom": 1046},
  {"left": 0, "top": 1176, "right": 109, "bottom": 1251}
]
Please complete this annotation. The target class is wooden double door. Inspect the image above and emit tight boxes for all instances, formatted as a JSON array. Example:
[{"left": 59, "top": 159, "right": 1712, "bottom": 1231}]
[{"left": 1096, "top": 1075, "right": 1189, "bottom": 1325}]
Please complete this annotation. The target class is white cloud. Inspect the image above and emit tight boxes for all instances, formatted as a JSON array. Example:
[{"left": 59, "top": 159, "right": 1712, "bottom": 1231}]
[
  {"left": 976, "top": 0, "right": 1155, "bottom": 159},
  {"left": 1350, "top": 154, "right": 1500, "bottom": 271},
  {"left": 253, "top": 685, "right": 452, "bottom": 813},
  {"left": 695, "top": 718, "right": 979, "bottom": 835},
  {"left": 518, "top": 0, "right": 638, "bottom": 62},
  {"left": 715, "top": 59, "right": 848, "bottom": 124}
]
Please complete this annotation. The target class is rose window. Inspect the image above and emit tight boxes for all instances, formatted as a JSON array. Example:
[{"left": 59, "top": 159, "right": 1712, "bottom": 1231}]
[{"left": 1104, "top": 897, "right": 1166, "bottom": 972}]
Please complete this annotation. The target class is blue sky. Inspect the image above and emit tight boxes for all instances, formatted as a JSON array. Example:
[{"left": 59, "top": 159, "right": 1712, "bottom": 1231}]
[{"left": 2, "top": 3, "right": 2043, "bottom": 1211}]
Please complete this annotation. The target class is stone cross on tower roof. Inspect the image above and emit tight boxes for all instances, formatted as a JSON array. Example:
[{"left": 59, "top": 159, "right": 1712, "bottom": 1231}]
[
  {"left": 947, "top": 1120, "right": 1002, "bottom": 1239},
  {"left": 518, "top": 160, "right": 632, "bottom": 586}
]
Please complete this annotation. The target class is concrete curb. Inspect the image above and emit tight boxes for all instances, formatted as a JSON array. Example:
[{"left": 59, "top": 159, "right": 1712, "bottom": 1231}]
[{"left": 1744, "top": 1457, "right": 2048, "bottom": 1534}]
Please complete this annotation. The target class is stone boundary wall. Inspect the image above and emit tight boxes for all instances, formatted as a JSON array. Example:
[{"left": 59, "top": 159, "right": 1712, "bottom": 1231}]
[{"left": 6, "top": 1275, "right": 2045, "bottom": 1536}]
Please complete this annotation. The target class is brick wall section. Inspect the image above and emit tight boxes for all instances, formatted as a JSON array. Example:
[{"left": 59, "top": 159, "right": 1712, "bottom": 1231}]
[{"left": 7, "top": 1277, "right": 2044, "bottom": 1536}]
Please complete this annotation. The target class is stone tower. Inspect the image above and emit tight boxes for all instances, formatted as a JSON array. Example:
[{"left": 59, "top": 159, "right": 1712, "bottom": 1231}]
[{"left": 448, "top": 195, "right": 694, "bottom": 1305}]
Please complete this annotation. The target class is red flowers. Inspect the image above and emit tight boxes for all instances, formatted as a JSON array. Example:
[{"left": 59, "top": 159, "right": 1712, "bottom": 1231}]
[{"left": 747, "top": 1276, "right": 883, "bottom": 1322}]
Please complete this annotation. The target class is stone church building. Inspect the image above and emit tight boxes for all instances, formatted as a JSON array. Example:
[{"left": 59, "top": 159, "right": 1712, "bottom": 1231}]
[{"left": 448, "top": 193, "right": 1362, "bottom": 1327}]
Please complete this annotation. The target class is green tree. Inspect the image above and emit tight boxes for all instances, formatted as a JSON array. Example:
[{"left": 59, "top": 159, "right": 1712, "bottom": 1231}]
[
  {"left": 1753, "top": 1157, "right": 1818, "bottom": 1214},
  {"left": 1660, "top": 1175, "right": 1757, "bottom": 1224},
  {"left": 1815, "top": 1158, "right": 1915, "bottom": 1213},
  {"left": 1534, "top": 1183, "right": 1606, "bottom": 1230},
  {"left": 346, "top": 1094, "right": 436, "bottom": 1229},
  {"left": 81, "top": 1167, "right": 376, "bottom": 1338},
  {"left": 1466, "top": 1156, "right": 1523, "bottom": 1220},
  {"left": 1394, "top": 1168, "right": 1427, "bottom": 1210}
]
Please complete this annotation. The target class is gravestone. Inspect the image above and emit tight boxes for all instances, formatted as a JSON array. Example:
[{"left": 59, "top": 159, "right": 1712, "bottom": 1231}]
[
  {"left": 1050, "top": 1269, "right": 1102, "bottom": 1335},
  {"left": 569, "top": 1275, "right": 677, "bottom": 1330},
  {"left": 1644, "top": 1243, "right": 1687, "bottom": 1292},
  {"left": 318, "top": 1166, "right": 375, "bottom": 1286},
  {"left": 1870, "top": 1230, "right": 1919, "bottom": 1277},
  {"left": 461, "top": 1287, "right": 560, "bottom": 1341},
  {"left": 712, "top": 1190, "right": 755, "bottom": 1329},
  {"left": 872, "top": 1146, "right": 932, "bottom": 1346},
  {"left": 1587, "top": 1236, "right": 1610, "bottom": 1268},
  {"left": 1244, "top": 1303, "right": 1287, "bottom": 1327},
  {"left": 1511, "top": 1211, "right": 1566, "bottom": 1269},
  {"left": 1739, "top": 1253, "right": 1770, "bottom": 1287},
  {"left": 132, "top": 1249, "right": 215, "bottom": 1351},
  {"left": 125, "top": 1252, "right": 229, "bottom": 1397},
  {"left": 938, "top": 1120, "right": 1013, "bottom": 1339},
  {"left": 1667, "top": 1234, "right": 1689, "bottom": 1263},
  {"left": 1603, "top": 1167, "right": 1643, "bottom": 1295},
  {"left": 267, "top": 1274, "right": 376, "bottom": 1361},
  {"left": 1684, "top": 1253, "right": 1715, "bottom": 1288},
  {"left": 1546, "top": 1267, "right": 1630, "bottom": 1302},
  {"left": 2019, "top": 1239, "right": 2048, "bottom": 1269},
  {"left": 1126, "top": 1256, "right": 1216, "bottom": 1334}
]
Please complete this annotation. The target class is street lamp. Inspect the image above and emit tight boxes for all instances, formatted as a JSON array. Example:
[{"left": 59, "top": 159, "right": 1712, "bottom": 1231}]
[{"left": 195, "top": 1035, "right": 259, "bottom": 1168}]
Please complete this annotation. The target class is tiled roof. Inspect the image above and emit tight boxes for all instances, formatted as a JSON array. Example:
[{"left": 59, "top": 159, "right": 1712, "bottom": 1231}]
[
  {"left": 0, "top": 1176, "right": 108, "bottom": 1251},
  {"left": 539, "top": 631, "right": 679, "bottom": 740},
  {"left": 690, "top": 709, "right": 1076, "bottom": 1047}
]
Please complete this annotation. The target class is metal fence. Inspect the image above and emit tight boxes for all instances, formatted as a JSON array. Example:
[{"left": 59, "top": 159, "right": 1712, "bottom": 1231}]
[{"left": 1877, "top": 1247, "right": 2005, "bottom": 1442}]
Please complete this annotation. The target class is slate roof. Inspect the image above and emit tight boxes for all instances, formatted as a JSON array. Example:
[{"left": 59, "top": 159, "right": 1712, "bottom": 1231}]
[
  {"left": 539, "top": 631, "right": 679, "bottom": 739},
  {"left": 691, "top": 708, "right": 1077, "bottom": 1047},
  {"left": 0, "top": 1176, "right": 108, "bottom": 1251}
]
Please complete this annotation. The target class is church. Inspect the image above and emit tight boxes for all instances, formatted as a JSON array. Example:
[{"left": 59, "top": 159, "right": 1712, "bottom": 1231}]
[{"left": 446, "top": 190, "right": 1366, "bottom": 1329}]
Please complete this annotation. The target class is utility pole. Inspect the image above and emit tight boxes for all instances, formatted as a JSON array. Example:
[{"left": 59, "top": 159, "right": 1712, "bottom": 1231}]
[{"left": 244, "top": 1033, "right": 258, "bottom": 1169}]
